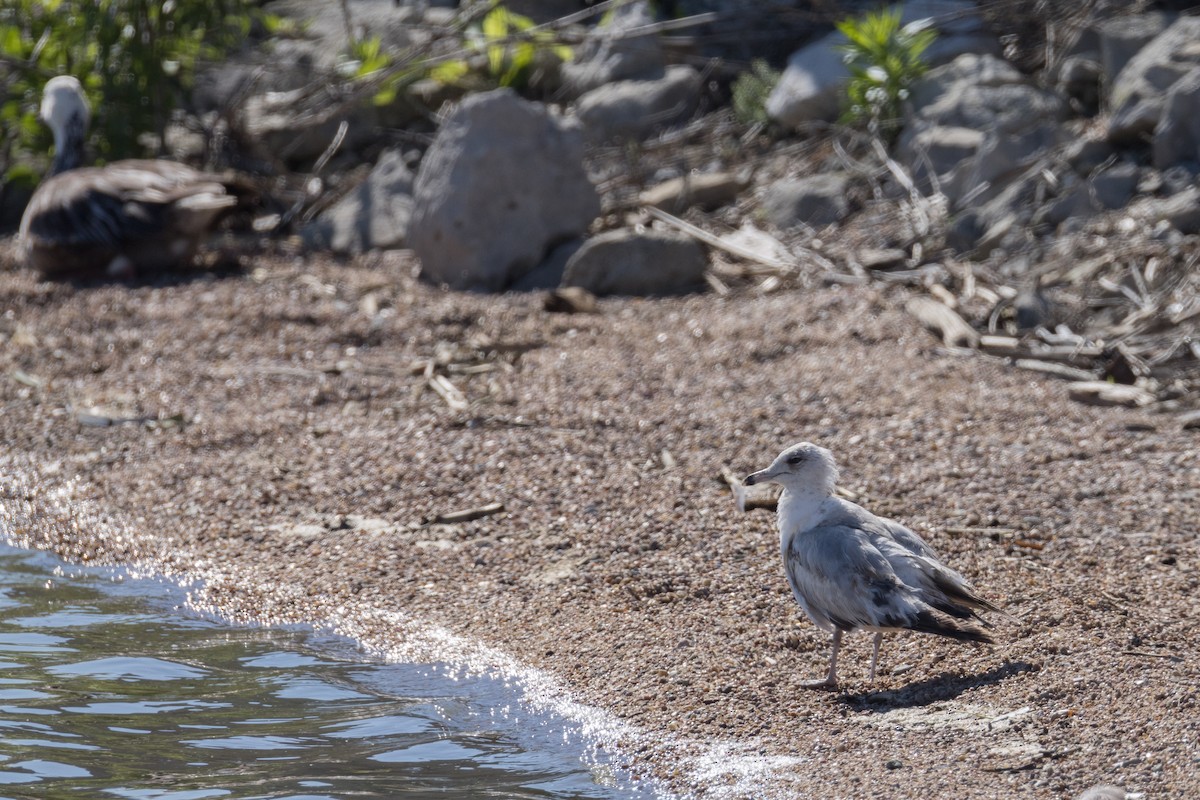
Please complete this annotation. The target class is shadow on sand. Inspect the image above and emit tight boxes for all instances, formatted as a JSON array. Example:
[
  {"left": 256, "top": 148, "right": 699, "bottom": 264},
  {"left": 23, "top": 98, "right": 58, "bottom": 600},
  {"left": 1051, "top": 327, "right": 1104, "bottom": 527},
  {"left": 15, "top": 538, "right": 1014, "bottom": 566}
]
[{"left": 838, "top": 660, "right": 1038, "bottom": 711}]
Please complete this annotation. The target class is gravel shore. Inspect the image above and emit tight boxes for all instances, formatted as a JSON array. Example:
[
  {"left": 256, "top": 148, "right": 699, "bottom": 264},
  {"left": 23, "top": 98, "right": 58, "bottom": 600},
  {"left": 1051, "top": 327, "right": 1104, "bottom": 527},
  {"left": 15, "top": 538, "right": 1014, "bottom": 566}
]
[{"left": 2, "top": 248, "right": 1197, "bottom": 798}]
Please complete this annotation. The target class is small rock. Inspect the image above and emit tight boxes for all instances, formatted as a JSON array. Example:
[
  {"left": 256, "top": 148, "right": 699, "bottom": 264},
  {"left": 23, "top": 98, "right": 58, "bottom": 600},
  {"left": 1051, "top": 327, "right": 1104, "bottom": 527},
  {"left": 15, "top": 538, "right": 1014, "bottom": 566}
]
[
  {"left": 560, "top": 0, "right": 665, "bottom": 98},
  {"left": 575, "top": 65, "right": 702, "bottom": 144},
  {"left": 1107, "top": 16, "right": 1200, "bottom": 143},
  {"left": 885, "top": 759, "right": 903, "bottom": 770},
  {"left": 303, "top": 149, "right": 414, "bottom": 254},
  {"left": 1077, "top": 785, "right": 1126, "bottom": 800},
  {"left": 762, "top": 173, "right": 851, "bottom": 229},
  {"left": 544, "top": 286, "right": 598, "bottom": 314},
  {"left": 561, "top": 230, "right": 707, "bottom": 296},
  {"left": 1152, "top": 66, "right": 1200, "bottom": 169}
]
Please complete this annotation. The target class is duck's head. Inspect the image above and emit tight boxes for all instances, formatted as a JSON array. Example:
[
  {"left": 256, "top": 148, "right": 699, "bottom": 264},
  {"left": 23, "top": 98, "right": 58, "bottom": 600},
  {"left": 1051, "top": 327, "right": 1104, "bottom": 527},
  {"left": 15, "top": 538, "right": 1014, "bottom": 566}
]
[
  {"left": 744, "top": 441, "right": 839, "bottom": 495},
  {"left": 41, "top": 76, "right": 89, "bottom": 172}
]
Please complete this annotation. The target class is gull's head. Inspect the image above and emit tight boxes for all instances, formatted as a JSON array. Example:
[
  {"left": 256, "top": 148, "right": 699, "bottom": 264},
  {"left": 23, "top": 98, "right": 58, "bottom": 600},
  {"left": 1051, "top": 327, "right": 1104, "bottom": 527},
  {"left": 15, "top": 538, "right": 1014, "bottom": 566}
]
[
  {"left": 41, "top": 76, "right": 90, "bottom": 143},
  {"left": 743, "top": 441, "right": 838, "bottom": 495}
]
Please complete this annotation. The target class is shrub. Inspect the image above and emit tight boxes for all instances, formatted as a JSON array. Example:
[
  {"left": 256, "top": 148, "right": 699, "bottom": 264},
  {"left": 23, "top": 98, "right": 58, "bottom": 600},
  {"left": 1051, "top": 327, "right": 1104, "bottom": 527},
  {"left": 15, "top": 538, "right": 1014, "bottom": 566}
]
[
  {"left": 731, "top": 59, "right": 780, "bottom": 126},
  {"left": 0, "top": 0, "right": 267, "bottom": 180},
  {"left": 837, "top": 7, "right": 936, "bottom": 139}
]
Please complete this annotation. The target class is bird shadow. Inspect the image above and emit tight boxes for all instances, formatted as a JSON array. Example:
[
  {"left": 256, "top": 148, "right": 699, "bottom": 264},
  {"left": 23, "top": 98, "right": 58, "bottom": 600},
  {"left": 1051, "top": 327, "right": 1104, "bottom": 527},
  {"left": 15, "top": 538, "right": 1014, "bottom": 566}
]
[{"left": 837, "top": 660, "right": 1037, "bottom": 711}]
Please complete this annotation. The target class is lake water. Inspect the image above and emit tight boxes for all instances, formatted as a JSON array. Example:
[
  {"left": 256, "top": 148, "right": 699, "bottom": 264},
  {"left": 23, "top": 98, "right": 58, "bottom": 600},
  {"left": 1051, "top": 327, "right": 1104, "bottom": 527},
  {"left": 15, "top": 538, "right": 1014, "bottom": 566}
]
[{"left": 0, "top": 542, "right": 646, "bottom": 799}]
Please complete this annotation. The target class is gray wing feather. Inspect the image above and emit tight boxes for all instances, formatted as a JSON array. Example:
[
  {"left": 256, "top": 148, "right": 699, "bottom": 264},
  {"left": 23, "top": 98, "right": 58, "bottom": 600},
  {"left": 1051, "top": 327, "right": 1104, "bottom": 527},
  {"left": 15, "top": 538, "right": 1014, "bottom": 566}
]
[{"left": 785, "top": 523, "right": 924, "bottom": 633}]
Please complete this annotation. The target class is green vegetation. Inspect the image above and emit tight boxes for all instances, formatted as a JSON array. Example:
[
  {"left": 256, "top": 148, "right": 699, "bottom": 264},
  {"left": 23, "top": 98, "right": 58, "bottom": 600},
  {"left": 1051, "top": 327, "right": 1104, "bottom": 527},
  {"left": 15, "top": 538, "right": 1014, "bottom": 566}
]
[
  {"left": 731, "top": 59, "right": 780, "bottom": 126},
  {"left": 0, "top": 0, "right": 270, "bottom": 182},
  {"left": 837, "top": 6, "right": 936, "bottom": 138}
]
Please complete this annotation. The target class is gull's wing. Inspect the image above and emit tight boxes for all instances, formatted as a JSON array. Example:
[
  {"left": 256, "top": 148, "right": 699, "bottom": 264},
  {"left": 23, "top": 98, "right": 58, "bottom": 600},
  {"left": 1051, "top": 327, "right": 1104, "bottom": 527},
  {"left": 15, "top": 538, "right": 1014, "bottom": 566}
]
[
  {"left": 823, "top": 499, "right": 1003, "bottom": 619},
  {"left": 786, "top": 522, "right": 970, "bottom": 639}
]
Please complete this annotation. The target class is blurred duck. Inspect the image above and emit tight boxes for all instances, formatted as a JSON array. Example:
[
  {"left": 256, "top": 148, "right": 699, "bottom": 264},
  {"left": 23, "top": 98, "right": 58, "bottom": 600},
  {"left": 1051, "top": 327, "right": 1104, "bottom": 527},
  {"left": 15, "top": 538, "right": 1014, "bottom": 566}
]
[{"left": 19, "top": 76, "right": 247, "bottom": 279}]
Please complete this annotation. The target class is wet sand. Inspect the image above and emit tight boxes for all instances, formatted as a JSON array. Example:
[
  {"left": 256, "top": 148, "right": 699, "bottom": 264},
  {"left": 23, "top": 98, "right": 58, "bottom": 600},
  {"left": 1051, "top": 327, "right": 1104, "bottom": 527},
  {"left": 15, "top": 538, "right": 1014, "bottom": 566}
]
[{"left": 2, "top": 248, "right": 1197, "bottom": 798}]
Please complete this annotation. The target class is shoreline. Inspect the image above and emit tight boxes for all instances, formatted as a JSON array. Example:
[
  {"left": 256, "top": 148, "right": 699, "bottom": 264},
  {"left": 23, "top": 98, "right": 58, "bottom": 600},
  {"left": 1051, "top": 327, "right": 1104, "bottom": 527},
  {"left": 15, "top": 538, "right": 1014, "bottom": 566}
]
[{"left": 2, "top": 250, "right": 1197, "bottom": 797}]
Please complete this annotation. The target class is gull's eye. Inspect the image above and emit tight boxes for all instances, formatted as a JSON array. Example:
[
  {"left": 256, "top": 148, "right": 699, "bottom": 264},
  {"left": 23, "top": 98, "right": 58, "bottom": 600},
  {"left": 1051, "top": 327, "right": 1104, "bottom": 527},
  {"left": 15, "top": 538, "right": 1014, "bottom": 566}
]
[{"left": 786, "top": 454, "right": 804, "bottom": 465}]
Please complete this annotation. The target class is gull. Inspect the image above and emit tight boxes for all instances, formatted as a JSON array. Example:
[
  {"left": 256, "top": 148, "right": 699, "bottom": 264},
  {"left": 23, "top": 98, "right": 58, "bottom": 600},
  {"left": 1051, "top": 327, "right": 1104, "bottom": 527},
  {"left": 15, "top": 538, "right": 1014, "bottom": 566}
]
[
  {"left": 744, "top": 441, "right": 1001, "bottom": 690},
  {"left": 19, "top": 76, "right": 251, "bottom": 279}
]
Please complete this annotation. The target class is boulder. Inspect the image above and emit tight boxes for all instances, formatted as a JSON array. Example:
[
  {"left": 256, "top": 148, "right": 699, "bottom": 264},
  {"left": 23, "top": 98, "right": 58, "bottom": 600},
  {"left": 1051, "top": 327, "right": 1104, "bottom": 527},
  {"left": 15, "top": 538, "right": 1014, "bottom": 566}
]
[
  {"left": 1097, "top": 12, "right": 1173, "bottom": 90},
  {"left": 560, "top": 0, "right": 666, "bottom": 98},
  {"left": 766, "top": 0, "right": 1000, "bottom": 128},
  {"left": 1107, "top": 16, "right": 1200, "bottom": 143},
  {"left": 1152, "top": 66, "right": 1200, "bottom": 170},
  {"left": 574, "top": 66, "right": 702, "bottom": 143},
  {"left": 762, "top": 173, "right": 852, "bottom": 229},
  {"left": 561, "top": 230, "right": 708, "bottom": 296},
  {"left": 303, "top": 149, "right": 414, "bottom": 254},
  {"left": 241, "top": 87, "right": 382, "bottom": 166},
  {"left": 409, "top": 90, "right": 600, "bottom": 292}
]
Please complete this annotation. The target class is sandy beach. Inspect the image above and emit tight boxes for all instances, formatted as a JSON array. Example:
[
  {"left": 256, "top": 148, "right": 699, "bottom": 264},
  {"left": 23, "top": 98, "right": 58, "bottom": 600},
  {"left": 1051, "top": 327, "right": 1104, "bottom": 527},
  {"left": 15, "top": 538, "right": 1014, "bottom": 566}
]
[{"left": 1, "top": 248, "right": 1197, "bottom": 798}]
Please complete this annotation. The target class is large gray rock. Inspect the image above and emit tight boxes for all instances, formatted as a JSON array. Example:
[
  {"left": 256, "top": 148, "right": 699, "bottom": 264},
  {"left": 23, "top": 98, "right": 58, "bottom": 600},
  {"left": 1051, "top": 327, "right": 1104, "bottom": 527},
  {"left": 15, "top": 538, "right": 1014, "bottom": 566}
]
[
  {"left": 762, "top": 173, "right": 851, "bottom": 229},
  {"left": 303, "top": 149, "right": 414, "bottom": 254},
  {"left": 409, "top": 90, "right": 600, "bottom": 292},
  {"left": 1097, "top": 12, "right": 1173, "bottom": 91},
  {"left": 574, "top": 66, "right": 702, "bottom": 143},
  {"left": 765, "top": 0, "right": 1000, "bottom": 128},
  {"left": 1108, "top": 16, "right": 1200, "bottom": 143},
  {"left": 1153, "top": 67, "right": 1200, "bottom": 169},
  {"left": 561, "top": 230, "right": 707, "bottom": 296},
  {"left": 560, "top": 0, "right": 666, "bottom": 98}
]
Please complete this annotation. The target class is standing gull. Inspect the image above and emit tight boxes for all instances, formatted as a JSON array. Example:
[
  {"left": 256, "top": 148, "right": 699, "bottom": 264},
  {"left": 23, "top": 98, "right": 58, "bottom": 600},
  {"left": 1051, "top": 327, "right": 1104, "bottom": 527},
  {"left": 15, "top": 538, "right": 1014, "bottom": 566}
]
[{"left": 744, "top": 442, "right": 1001, "bottom": 690}]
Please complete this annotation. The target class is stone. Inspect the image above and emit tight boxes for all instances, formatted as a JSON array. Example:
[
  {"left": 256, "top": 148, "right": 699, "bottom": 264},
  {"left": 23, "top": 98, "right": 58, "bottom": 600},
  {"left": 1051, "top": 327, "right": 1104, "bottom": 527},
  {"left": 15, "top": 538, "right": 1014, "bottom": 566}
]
[
  {"left": 561, "top": 0, "right": 665, "bottom": 98},
  {"left": 1039, "top": 164, "right": 1139, "bottom": 228},
  {"left": 241, "top": 86, "right": 382, "bottom": 166},
  {"left": 1153, "top": 66, "right": 1200, "bottom": 170},
  {"left": 766, "top": 0, "right": 1000, "bottom": 128},
  {"left": 1107, "top": 16, "right": 1200, "bottom": 143},
  {"left": 409, "top": 90, "right": 600, "bottom": 292},
  {"left": 906, "top": 52, "right": 1025, "bottom": 113},
  {"left": 574, "top": 66, "right": 702, "bottom": 143},
  {"left": 303, "top": 149, "right": 414, "bottom": 254},
  {"left": 899, "top": 53, "right": 1068, "bottom": 208},
  {"left": 762, "top": 174, "right": 851, "bottom": 229},
  {"left": 543, "top": 286, "right": 598, "bottom": 314},
  {"left": 901, "top": 126, "right": 984, "bottom": 186},
  {"left": 1053, "top": 54, "right": 1102, "bottom": 113},
  {"left": 1097, "top": 12, "right": 1173, "bottom": 90},
  {"left": 561, "top": 230, "right": 708, "bottom": 296},
  {"left": 1065, "top": 138, "right": 1117, "bottom": 174}
]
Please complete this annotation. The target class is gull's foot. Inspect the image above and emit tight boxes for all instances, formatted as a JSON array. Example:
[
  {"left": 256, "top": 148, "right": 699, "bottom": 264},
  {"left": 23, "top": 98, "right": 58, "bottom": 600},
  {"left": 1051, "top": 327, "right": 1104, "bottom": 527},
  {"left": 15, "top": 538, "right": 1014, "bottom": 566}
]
[{"left": 800, "top": 677, "right": 839, "bottom": 691}]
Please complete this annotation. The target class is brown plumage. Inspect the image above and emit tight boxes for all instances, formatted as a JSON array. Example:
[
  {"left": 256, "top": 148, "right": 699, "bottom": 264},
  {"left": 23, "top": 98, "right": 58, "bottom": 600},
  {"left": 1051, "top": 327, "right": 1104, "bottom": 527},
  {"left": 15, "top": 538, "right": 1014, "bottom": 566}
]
[{"left": 18, "top": 76, "right": 248, "bottom": 279}]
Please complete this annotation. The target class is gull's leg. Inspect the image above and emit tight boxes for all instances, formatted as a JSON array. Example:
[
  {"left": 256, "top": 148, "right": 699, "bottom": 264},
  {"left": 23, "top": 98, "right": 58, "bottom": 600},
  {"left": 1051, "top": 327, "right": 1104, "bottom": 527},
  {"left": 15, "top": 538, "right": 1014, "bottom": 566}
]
[
  {"left": 869, "top": 632, "right": 882, "bottom": 682},
  {"left": 802, "top": 629, "right": 841, "bottom": 690}
]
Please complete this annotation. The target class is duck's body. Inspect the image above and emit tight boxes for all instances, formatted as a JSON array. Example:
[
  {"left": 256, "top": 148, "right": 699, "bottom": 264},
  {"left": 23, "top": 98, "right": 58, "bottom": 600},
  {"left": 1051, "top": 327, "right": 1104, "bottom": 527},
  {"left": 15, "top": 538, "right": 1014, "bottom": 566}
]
[
  {"left": 18, "top": 76, "right": 244, "bottom": 279},
  {"left": 746, "top": 442, "right": 1001, "bottom": 690}
]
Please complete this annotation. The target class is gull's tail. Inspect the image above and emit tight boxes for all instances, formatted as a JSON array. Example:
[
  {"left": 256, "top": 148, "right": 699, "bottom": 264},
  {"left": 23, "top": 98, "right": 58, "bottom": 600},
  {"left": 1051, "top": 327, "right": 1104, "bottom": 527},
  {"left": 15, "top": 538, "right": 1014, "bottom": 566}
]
[{"left": 906, "top": 609, "right": 994, "bottom": 644}]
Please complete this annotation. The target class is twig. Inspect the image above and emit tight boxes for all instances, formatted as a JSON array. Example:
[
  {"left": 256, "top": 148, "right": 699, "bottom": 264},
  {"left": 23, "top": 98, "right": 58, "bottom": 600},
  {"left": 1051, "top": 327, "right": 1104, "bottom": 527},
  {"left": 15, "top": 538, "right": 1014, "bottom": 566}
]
[
  {"left": 427, "top": 502, "right": 505, "bottom": 525},
  {"left": 644, "top": 206, "right": 798, "bottom": 273},
  {"left": 429, "top": 374, "right": 468, "bottom": 411}
]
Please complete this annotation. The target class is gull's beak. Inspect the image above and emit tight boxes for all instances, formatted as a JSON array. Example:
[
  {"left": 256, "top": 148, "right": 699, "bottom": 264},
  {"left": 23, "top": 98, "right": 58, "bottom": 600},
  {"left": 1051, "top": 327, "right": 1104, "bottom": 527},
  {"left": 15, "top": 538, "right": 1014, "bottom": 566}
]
[{"left": 743, "top": 467, "right": 777, "bottom": 486}]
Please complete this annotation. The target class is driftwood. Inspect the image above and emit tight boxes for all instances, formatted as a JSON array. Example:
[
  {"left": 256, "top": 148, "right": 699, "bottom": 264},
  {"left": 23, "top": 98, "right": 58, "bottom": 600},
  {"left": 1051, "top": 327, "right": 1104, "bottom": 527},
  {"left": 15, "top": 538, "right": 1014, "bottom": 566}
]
[
  {"left": 427, "top": 502, "right": 505, "bottom": 525},
  {"left": 1067, "top": 381, "right": 1157, "bottom": 407},
  {"left": 905, "top": 296, "right": 980, "bottom": 348}
]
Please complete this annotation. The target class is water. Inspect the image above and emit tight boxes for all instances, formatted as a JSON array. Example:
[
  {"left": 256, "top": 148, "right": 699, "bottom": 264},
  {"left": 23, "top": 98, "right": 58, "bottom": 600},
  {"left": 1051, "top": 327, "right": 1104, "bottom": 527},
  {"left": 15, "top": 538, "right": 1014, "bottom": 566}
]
[{"left": 0, "top": 543, "right": 642, "bottom": 799}]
